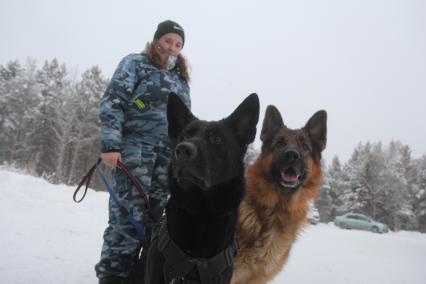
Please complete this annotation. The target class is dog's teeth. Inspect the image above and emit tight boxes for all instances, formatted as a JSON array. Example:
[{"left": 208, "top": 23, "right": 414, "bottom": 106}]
[{"left": 281, "top": 172, "right": 298, "bottom": 182}]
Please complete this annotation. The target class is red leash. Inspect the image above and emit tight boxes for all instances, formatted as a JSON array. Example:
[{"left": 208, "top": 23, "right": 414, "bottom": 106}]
[
  {"left": 73, "top": 158, "right": 150, "bottom": 209},
  {"left": 73, "top": 163, "right": 96, "bottom": 203},
  {"left": 116, "top": 160, "right": 150, "bottom": 208}
]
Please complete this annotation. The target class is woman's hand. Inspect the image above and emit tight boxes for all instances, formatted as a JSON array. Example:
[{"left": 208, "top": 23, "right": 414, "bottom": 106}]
[{"left": 100, "top": 152, "right": 122, "bottom": 168}]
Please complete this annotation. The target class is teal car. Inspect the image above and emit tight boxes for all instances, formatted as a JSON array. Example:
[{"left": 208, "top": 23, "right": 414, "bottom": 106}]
[{"left": 334, "top": 213, "right": 389, "bottom": 233}]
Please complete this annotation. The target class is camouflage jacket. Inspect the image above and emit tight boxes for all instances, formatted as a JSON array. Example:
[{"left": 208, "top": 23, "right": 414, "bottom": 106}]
[{"left": 100, "top": 53, "right": 191, "bottom": 152}]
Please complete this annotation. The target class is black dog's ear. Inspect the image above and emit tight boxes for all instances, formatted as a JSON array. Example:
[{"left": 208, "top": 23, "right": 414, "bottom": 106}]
[
  {"left": 225, "top": 93, "right": 260, "bottom": 145},
  {"left": 167, "top": 93, "right": 196, "bottom": 139},
  {"left": 260, "top": 105, "right": 285, "bottom": 146},
  {"left": 304, "top": 110, "right": 327, "bottom": 152}
]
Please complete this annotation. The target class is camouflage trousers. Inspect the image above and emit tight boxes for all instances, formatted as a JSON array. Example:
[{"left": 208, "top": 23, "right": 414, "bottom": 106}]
[{"left": 95, "top": 141, "right": 171, "bottom": 278}]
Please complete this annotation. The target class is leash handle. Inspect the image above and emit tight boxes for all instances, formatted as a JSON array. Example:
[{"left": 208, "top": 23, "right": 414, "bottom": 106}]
[
  {"left": 73, "top": 159, "right": 150, "bottom": 209},
  {"left": 73, "top": 158, "right": 149, "bottom": 241},
  {"left": 73, "top": 160, "right": 98, "bottom": 203}
]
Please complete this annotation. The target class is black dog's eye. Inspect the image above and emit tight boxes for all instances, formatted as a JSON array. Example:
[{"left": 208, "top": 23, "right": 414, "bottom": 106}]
[
  {"left": 178, "top": 133, "right": 187, "bottom": 141},
  {"left": 210, "top": 135, "right": 223, "bottom": 145},
  {"left": 180, "top": 128, "right": 195, "bottom": 141}
]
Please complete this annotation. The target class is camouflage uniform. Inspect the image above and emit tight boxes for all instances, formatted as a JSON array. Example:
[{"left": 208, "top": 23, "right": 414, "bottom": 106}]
[{"left": 95, "top": 53, "right": 191, "bottom": 278}]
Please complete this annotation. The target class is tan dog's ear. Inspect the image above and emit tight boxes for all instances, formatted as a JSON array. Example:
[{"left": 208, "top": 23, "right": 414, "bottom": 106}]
[{"left": 305, "top": 110, "right": 327, "bottom": 152}]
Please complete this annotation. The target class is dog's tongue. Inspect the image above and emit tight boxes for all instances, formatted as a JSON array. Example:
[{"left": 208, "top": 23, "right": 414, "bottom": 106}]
[{"left": 281, "top": 172, "right": 299, "bottom": 182}]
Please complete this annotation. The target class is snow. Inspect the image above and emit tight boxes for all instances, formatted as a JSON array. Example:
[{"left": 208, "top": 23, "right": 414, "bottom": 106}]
[{"left": 1, "top": 169, "right": 426, "bottom": 284}]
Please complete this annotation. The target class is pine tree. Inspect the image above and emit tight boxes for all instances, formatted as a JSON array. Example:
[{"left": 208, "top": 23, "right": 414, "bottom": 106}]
[
  {"left": 0, "top": 61, "right": 24, "bottom": 162},
  {"left": 383, "top": 141, "right": 416, "bottom": 230},
  {"left": 338, "top": 142, "right": 368, "bottom": 214},
  {"left": 412, "top": 155, "right": 426, "bottom": 232},
  {"left": 66, "top": 66, "right": 106, "bottom": 185},
  {"left": 316, "top": 163, "right": 334, "bottom": 222},
  {"left": 327, "top": 156, "right": 347, "bottom": 218},
  {"left": 338, "top": 142, "right": 388, "bottom": 222},
  {"left": 360, "top": 142, "right": 387, "bottom": 221},
  {"left": 27, "top": 59, "right": 68, "bottom": 178},
  {"left": 336, "top": 141, "right": 417, "bottom": 231},
  {"left": 0, "top": 60, "right": 40, "bottom": 166}
]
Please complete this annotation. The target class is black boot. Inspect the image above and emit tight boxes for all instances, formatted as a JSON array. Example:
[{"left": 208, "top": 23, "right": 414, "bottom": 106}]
[{"left": 98, "top": 276, "right": 129, "bottom": 284}]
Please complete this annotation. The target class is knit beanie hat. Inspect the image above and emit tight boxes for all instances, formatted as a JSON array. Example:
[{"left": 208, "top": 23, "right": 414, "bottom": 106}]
[{"left": 154, "top": 20, "right": 185, "bottom": 46}]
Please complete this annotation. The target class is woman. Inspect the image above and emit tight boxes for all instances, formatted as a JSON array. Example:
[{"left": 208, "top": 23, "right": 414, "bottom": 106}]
[{"left": 95, "top": 20, "right": 191, "bottom": 284}]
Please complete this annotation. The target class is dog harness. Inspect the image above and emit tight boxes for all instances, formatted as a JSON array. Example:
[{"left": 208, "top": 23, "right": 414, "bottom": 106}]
[{"left": 156, "top": 220, "right": 239, "bottom": 284}]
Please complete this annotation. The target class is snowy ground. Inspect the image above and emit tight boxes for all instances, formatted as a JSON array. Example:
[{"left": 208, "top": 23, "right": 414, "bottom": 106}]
[{"left": 1, "top": 169, "right": 426, "bottom": 284}]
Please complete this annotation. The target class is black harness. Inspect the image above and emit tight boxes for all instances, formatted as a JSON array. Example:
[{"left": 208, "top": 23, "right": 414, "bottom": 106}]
[{"left": 155, "top": 221, "right": 239, "bottom": 284}]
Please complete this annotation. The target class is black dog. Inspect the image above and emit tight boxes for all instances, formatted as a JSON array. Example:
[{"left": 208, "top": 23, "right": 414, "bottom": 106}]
[{"left": 141, "top": 93, "right": 260, "bottom": 283}]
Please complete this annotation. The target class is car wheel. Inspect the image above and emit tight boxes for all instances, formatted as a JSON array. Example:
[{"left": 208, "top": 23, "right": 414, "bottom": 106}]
[
  {"left": 342, "top": 223, "right": 350, "bottom": 229},
  {"left": 372, "top": 226, "right": 379, "bottom": 233}
]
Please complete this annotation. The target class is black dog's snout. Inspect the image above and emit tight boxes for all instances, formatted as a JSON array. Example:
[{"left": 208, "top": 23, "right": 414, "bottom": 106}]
[
  {"left": 175, "top": 142, "right": 197, "bottom": 161},
  {"left": 283, "top": 149, "right": 300, "bottom": 163}
]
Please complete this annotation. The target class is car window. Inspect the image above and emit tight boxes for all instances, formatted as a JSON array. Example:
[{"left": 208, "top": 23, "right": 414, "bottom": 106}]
[{"left": 362, "top": 215, "right": 371, "bottom": 221}]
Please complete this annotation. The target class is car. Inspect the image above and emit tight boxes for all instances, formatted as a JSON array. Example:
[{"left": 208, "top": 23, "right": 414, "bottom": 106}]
[
  {"left": 334, "top": 213, "right": 389, "bottom": 233},
  {"left": 307, "top": 203, "right": 320, "bottom": 225}
]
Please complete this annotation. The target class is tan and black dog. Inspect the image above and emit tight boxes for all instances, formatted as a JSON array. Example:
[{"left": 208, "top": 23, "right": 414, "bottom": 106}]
[{"left": 231, "top": 106, "right": 327, "bottom": 284}]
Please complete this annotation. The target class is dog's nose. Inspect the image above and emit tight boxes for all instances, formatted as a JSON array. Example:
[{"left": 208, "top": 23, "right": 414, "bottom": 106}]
[
  {"left": 175, "top": 142, "right": 197, "bottom": 161},
  {"left": 283, "top": 149, "right": 300, "bottom": 163}
]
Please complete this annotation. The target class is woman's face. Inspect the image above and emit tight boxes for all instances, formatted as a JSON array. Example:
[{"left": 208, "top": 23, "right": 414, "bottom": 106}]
[{"left": 156, "top": 33, "right": 183, "bottom": 59}]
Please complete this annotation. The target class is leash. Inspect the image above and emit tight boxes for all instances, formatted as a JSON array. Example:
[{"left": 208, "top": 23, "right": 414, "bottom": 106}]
[
  {"left": 72, "top": 162, "right": 97, "bottom": 203},
  {"left": 73, "top": 158, "right": 150, "bottom": 241}
]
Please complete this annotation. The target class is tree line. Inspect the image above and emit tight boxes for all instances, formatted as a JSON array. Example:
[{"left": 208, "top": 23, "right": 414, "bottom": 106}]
[
  {"left": 1, "top": 58, "right": 426, "bottom": 232},
  {"left": 0, "top": 58, "right": 107, "bottom": 188},
  {"left": 317, "top": 142, "right": 426, "bottom": 232}
]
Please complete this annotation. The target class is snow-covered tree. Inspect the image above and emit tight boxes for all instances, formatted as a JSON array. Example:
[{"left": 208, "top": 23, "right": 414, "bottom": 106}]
[
  {"left": 0, "top": 61, "right": 25, "bottom": 162},
  {"left": 0, "top": 60, "right": 40, "bottom": 166},
  {"left": 326, "top": 156, "right": 348, "bottom": 218},
  {"left": 412, "top": 155, "right": 426, "bottom": 232},
  {"left": 337, "top": 143, "right": 369, "bottom": 214},
  {"left": 331, "top": 141, "right": 418, "bottom": 231},
  {"left": 0, "top": 59, "right": 107, "bottom": 188},
  {"left": 26, "top": 59, "right": 69, "bottom": 177},
  {"left": 382, "top": 141, "right": 416, "bottom": 231},
  {"left": 66, "top": 66, "right": 106, "bottom": 184},
  {"left": 316, "top": 164, "right": 334, "bottom": 222}
]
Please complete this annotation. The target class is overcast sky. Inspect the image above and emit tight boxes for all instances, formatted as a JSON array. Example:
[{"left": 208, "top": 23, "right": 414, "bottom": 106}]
[{"left": 1, "top": 0, "right": 425, "bottom": 163}]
